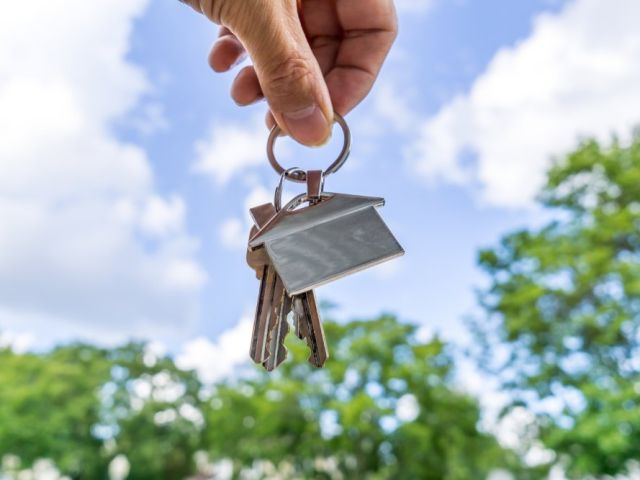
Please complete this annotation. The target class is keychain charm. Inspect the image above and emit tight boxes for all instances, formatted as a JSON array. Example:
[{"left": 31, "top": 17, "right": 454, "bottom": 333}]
[{"left": 246, "top": 114, "right": 404, "bottom": 371}]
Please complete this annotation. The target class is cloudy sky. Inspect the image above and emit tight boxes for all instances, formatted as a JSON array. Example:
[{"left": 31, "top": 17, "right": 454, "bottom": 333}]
[{"left": 1, "top": 0, "right": 639, "bottom": 381}]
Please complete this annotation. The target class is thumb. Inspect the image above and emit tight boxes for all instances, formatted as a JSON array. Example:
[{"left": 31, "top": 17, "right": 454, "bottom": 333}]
[{"left": 224, "top": 0, "right": 333, "bottom": 146}]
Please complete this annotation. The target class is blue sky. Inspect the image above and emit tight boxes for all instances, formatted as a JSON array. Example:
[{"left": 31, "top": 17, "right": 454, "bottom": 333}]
[
  {"left": 127, "top": 0, "right": 560, "bottom": 338},
  {"left": 2, "top": 0, "right": 639, "bottom": 382}
]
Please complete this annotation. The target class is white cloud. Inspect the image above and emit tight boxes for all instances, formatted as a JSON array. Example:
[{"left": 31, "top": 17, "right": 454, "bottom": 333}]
[
  {"left": 373, "top": 83, "right": 419, "bottom": 132},
  {"left": 0, "top": 330, "right": 35, "bottom": 354},
  {"left": 217, "top": 184, "right": 273, "bottom": 251},
  {"left": 0, "top": 0, "right": 206, "bottom": 346},
  {"left": 354, "top": 82, "right": 420, "bottom": 142},
  {"left": 219, "top": 218, "right": 246, "bottom": 250},
  {"left": 126, "top": 102, "right": 170, "bottom": 136},
  {"left": 176, "top": 316, "right": 254, "bottom": 383},
  {"left": 139, "top": 195, "right": 186, "bottom": 237},
  {"left": 408, "top": 0, "right": 640, "bottom": 207},
  {"left": 193, "top": 117, "right": 268, "bottom": 185}
]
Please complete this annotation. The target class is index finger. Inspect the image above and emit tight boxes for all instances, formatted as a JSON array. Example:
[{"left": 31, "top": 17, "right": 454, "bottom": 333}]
[{"left": 326, "top": 0, "right": 398, "bottom": 115}]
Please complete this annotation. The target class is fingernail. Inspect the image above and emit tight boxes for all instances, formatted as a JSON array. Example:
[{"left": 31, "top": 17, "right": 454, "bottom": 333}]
[{"left": 282, "top": 105, "right": 330, "bottom": 146}]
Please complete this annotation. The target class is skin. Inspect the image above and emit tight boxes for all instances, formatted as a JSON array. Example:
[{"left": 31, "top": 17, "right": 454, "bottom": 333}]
[{"left": 181, "top": 0, "right": 398, "bottom": 146}]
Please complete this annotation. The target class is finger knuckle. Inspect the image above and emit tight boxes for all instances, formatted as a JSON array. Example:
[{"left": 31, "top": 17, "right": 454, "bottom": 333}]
[
  {"left": 267, "top": 56, "right": 314, "bottom": 96},
  {"left": 200, "top": 0, "right": 231, "bottom": 24}
]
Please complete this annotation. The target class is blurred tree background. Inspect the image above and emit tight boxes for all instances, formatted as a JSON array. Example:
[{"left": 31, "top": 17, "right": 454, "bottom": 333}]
[
  {"left": 1, "top": 133, "right": 640, "bottom": 479},
  {"left": 473, "top": 132, "right": 640, "bottom": 478},
  {"left": 0, "top": 317, "right": 525, "bottom": 479}
]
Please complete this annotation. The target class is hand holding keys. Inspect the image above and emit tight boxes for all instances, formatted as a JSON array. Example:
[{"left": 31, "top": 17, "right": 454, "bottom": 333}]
[{"left": 246, "top": 115, "right": 404, "bottom": 371}]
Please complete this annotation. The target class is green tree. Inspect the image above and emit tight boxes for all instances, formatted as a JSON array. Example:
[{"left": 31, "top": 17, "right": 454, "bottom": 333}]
[
  {"left": 474, "top": 132, "right": 640, "bottom": 477},
  {"left": 0, "top": 344, "right": 111, "bottom": 478},
  {"left": 104, "top": 343, "right": 205, "bottom": 480},
  {"left": 1, "top": 317, "right": 526, "bottom": 479},
  {"left": 203, "top": 315, "right": 524, "bottom": 479},
  {"left": 0, "top": 343, "right": 204, "bottom": 479}
]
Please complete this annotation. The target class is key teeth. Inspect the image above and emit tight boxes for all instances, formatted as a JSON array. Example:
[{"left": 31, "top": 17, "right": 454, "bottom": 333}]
[
  {"left": 250, "top": 317, "right": 271, "bottom": 364},
  {"left": 305, "top": 337, "right": 328, "bottom": 368},
  {"left": 263, "top": 319, "right": 290, "bottom": 371},
  {"left": 295, "top": 292, "right": 329, "bottom": 368},
  {"left": 301, "top": 323, "right": 328, "bottom": 367},
  {"left": 294, "top": 314, "right": 307, "bottom": 340},
  {"left": 263, "top": 347, "right": 288, "bottom": 372},
  {"left": 259, "top": 322, "right": 276, "bottom": 367},
  {"left": 262, "top": 289, "right": 291, "bottom": 371},
  {"left": 250, "top": 341, "right": 271, "bottom": 365},
  {"left": 250, "top": 265, "right": 277, "bottom": 364}
]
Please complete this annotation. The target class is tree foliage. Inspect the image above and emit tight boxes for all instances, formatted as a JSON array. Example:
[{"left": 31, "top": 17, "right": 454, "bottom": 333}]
[
  {"left": 0, "top": 345, "right": 111, "bottom": 477},
  {"left": 475, "top": 132, "right": 640, "bottom": 477},
  {"left": 204, "top": 316, "right": 521, "bottom": 479},
  {"left": 0, "top": 343, "right": 204, "bottom": 479},
  {"left": 0, "top": 316, "right": 522, "bottom": 479}
]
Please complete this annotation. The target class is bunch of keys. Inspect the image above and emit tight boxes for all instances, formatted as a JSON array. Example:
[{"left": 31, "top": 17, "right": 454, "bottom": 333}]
[{"left": 246, "top": 114, "right": 404, "bottom": 371}]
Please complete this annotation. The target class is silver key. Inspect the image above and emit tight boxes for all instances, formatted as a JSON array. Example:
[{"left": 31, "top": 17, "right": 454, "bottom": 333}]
[
  {"left": 248, "top": 203, "right": 279, "bottom": 364},
  {"left": 247, "top": 116, "right": 405, "bottom": 371},
  {"left": 263, "top": 286, "right": 292, "bottom": 371},
  {"left": 249, "top": 264, "right": 278, "bottom": 363},
  {"left": 248, "top": 202, "right": 293, "bottom": 370},
  {"left": 293, "top": 296, "right": 308, "bottom": 340},
  {"left": 293, "top": 291, "right": 328, "bottom": 368},
  {"left": 248, "top": 174, "right": 332, "bottom": 369}
]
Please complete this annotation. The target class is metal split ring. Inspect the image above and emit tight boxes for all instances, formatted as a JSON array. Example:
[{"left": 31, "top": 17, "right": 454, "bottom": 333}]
[
  {"left": 267, "top": 113, "right": 351, "bottom": 183},
  {"left": 274, "top": 167, "right": 305, "bottom": 212},
  {"left": 277, "top": 191, "right": 333, "bottom": 215}
]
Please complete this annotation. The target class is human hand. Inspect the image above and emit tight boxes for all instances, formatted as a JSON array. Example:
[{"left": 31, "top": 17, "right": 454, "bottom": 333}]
[{"left": 181, "top": 0, "right": 398, "bottom": 146}]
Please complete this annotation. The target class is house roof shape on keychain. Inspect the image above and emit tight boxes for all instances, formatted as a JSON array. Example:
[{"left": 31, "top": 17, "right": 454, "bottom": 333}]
[{"left": 249, "top": 192, "right": 405, "bottom": 296}]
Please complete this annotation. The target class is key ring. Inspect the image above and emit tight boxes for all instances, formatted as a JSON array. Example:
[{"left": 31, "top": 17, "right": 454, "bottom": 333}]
[
  {"left": 274, "top": 167, "right": 305, "bottom": 211},
  {"left": 267, "top": 113, "right": 351, "bottom": 183},
  {"left": 274, "top": 167, "right": 332, "bottom": 212}
]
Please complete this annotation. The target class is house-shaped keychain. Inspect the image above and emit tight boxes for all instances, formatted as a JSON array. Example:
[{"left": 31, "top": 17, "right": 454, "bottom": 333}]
[{"left": 248, "top": 192, "right": 405, "bottom": 296}]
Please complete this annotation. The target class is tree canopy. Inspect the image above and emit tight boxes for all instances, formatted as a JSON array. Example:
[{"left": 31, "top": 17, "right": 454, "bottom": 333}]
[
  {"left": 0, "top": 316, "right": 522, "bottom": 479},
  {"left": 475, "top": 132, "right": 640, "bottom": 478}
]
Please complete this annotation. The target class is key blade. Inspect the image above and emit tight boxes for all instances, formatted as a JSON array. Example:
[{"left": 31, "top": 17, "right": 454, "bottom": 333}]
[
  {"left": 263, "top": 289, "right": 291, "bottom": 371},
  {"left": 298, "top": 291, "right": 328, "bottom": 368},
  {"left": 261, "top": 275, "right": 285, "bottom": 364},
  {"left": 249, "top": 266, "right": 277, "bottom": 364},
  {"left": 293, "top": 296, "right": 308, "bottom": 340}
]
